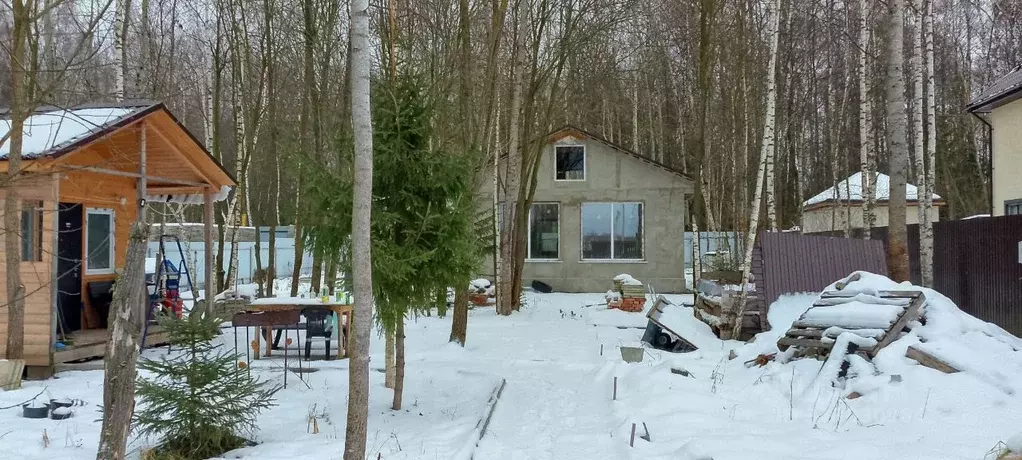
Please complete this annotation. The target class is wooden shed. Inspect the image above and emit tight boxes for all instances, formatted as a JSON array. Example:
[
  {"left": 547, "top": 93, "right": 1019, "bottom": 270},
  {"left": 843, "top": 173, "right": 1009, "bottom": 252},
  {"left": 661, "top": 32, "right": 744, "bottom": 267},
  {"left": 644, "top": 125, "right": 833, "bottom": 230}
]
[{"left": 0, "top": 102, "right": 234, "bottom": 373}]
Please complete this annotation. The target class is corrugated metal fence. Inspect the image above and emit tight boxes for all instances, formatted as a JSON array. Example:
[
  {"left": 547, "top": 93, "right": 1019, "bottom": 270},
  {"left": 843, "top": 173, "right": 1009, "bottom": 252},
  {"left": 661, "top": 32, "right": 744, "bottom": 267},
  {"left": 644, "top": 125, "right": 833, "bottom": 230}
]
[
  {"left": 847, "top": 215, "right": 1022, "bottom": 336},
  {"left": 752, "top": 232, "right": 889, "bottom": 309}
]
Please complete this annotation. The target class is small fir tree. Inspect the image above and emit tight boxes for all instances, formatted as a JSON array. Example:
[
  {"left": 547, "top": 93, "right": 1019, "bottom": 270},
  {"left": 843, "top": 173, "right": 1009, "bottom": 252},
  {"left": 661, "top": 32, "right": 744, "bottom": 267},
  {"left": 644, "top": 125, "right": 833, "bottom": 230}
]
[{"left": 135, "top": 312, "right": 278, "bottom": 459}]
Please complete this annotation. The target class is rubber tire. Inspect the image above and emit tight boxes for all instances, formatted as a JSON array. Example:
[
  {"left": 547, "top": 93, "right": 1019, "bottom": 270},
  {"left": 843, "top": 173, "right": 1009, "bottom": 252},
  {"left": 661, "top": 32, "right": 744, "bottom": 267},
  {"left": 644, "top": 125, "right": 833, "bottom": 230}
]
[{"left": 654, "top": 332, "right": 673, "bottom": 348}]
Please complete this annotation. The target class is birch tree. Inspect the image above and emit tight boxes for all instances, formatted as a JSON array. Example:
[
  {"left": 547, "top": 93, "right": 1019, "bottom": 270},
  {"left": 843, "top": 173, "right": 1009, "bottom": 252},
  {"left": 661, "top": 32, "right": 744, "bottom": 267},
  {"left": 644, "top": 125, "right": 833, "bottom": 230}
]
[
  {"left": 886, "top": 0, "right": 911, "bottom": 282},
  {"left": 114, "top": 0, "right": 130, "bottom": 99},
  {"left": 920, "top": 0, "right": 936, "bottom": 286},
  {"left": 733, "top": 0, "right": 780, "bottom": 338},
  {"left": 859, "top": 0, "right": 876, "bottom": 238},
  {"left": 344, "top": 0, "right": 373, "bottom": 457},
  {"left": 910, "top": 0, "right": 928, "bottom": 284}
]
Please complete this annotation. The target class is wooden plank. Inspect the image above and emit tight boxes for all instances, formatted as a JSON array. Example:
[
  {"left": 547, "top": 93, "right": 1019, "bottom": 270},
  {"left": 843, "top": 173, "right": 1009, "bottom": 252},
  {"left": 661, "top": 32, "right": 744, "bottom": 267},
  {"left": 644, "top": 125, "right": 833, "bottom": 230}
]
[
  {"left": 777, "top": 337, "right": 835, "bottom": 351},
  {"left": 869, "top": 293, "right": 925, "bottom": 357},
  {"left": 785, "top": 328, "right": 825, "bottom": 338},
  {"left": 905, "top": 345, "right": 959, "bottom": 373}
]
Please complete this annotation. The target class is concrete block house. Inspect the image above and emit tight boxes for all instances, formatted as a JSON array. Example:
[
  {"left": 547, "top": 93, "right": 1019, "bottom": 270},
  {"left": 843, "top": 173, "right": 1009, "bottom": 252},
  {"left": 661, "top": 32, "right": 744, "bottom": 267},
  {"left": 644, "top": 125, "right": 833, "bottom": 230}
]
[{"left": 480, "top": 126, "right": 694, "bottom": 293}]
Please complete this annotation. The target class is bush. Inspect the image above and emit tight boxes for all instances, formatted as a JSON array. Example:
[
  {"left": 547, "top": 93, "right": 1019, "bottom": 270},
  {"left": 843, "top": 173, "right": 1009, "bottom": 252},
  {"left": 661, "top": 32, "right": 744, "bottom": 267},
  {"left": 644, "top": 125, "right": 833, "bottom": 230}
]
[{"left": 135, "top": 311, "right": 278, "bottom": 459}]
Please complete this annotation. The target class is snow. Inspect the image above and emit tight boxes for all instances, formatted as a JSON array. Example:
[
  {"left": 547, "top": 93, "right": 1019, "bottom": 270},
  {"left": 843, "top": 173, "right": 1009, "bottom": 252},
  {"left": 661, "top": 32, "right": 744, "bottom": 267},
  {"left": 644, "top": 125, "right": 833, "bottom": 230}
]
[
  {"left": 146, "top": 184, "right": 232, "bottom": 204},
  {"left": 1008, "top": 432, "right": 1022, "bottom": 453},
  {"left": 798, "top": 300, "right": 905, "bottom": 329},
  {"left": 803, "top": 171, "right": 942, "bottom": 207},
  {"left": 0, "top": 107, "right": 139, "bottom": 158},
  {"left": 3, "top": 275, "right": 1022, "bottom": 459}
]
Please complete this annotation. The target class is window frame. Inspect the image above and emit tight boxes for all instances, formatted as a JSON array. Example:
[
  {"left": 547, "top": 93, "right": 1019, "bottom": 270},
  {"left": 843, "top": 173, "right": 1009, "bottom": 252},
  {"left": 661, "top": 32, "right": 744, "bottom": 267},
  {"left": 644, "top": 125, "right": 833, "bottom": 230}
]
[
  {"left": 1006, "top": 199, "right": 1022, "bottom": 216},
  {"left": 580, "top": 201, "right": 645, "bottom": 262},
  {"left": 20, "top": 201, "right": 44, "bottom": 263},
  {"left": 554, "top": 144, "right": 586, "bottom": 182},
  {"left": 526, "top": 202, "right": 561, "bottom": 261},
  {"left": 85, "top": 207, "right": 116, "bottom": 275}
]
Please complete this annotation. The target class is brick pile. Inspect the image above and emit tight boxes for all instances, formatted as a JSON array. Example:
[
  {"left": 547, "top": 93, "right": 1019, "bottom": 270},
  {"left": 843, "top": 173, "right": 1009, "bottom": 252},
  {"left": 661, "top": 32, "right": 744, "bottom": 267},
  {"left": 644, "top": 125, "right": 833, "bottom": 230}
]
[{"left": 608, "top": 274, "right": 646, "bottom": 312}]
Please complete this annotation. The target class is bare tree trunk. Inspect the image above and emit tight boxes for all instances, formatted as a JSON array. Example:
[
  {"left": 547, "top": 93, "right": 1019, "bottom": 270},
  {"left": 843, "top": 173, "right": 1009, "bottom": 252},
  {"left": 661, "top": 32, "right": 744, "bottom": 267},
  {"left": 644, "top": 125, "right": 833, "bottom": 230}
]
[
  {"left": 4, "top": 0, "right": 30, "bottom": 362},
  {"left": 886, "top": 0, "right": 911, "bottom": 282},
  {"left": 920, "top": 0, "right": 936, "bottom": 287},
  {"left": 385, "top": 330, "right": 395, "bottom": 388},
  {"left": 391, "top": 318, "right": 405, "bottom": 410},
  {"left": 449, "top": 285, "right": 469, "bottom": 345},
  {"left": 733, "top": 0, "right": 780, "bottom": 339},
  {"left": 344, "top": 0, "right": 373, "bottom": 457},
  {"left": 859, "top": 0, "right": 875, "bottom": 239},
  {"left": 95, "top": 222, "right": 149, "bottom": 460},
  {"left": 497, "top": 5, "right": 526, "bottom": 317}
]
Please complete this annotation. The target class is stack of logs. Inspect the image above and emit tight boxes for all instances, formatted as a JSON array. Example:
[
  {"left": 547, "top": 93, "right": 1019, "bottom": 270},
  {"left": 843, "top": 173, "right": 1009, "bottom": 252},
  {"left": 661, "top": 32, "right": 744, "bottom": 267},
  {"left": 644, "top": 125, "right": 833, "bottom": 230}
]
[{"left": 608, "top": 276, "right": 646, "bottom": 312}]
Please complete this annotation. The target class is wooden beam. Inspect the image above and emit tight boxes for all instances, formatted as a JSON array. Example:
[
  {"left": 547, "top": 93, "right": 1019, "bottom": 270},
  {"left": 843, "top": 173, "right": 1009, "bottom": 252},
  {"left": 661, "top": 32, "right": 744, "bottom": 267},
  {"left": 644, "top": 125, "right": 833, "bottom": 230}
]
[
  {"left": 146, "top": 185, "right": 208, "bottom": 195},
  {"left": 145, "top": 116, "right": 217, "bottom": 186},
  {"left": 905, "top": 345, "right": 959, "bottom": 373},
  {"left": 57, "top": 165, "right": 207, "bottom": 187},
  {"left": 138, "top": 122, "right": 148, "bottom": 323},
  {"left": 204, "top": 187, "right": 215, "bottom": 303}
]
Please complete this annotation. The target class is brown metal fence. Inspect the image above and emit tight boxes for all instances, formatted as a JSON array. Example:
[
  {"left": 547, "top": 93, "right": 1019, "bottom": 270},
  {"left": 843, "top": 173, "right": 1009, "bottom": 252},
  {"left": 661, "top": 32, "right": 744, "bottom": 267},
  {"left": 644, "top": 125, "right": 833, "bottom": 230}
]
[
  {"left": 752, "top": 232, "right": 889, "bottom": 310},
  {"left": 816, "top": 214, "right": 1022, "bottom": 336}
]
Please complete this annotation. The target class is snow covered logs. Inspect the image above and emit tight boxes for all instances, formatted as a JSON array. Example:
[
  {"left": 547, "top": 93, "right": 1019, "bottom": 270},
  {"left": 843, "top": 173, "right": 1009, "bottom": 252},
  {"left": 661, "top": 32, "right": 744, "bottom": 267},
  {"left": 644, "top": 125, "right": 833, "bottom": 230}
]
[{"left": 608, "top": 274, "right": 646, "bottom": 312}]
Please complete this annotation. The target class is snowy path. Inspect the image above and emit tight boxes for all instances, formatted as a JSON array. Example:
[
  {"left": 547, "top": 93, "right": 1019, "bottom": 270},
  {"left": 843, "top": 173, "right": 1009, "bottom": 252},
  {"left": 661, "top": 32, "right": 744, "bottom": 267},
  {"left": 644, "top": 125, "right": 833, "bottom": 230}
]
[{"left": 462, "top": 295, "right": 631, "bottom": 460}]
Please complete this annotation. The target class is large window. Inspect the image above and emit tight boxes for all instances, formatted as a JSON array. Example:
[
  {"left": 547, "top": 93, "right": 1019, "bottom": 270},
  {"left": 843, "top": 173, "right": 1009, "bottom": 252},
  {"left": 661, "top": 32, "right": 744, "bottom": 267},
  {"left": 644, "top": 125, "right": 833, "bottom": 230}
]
[
  {"left": 528, "top": 203, "right": 559, "bottom": 260},
  {"left": 86, "top": 208, "right": 115, "bottom": 274},
  {"left": 21, "top": 201, "right": 43, "bottom": 262},
  {"left": 555, "top": 145, "right": 585, "bottom": 181},
  {"left": 581, "top": 202, "right": 643, "bottom": 260}
]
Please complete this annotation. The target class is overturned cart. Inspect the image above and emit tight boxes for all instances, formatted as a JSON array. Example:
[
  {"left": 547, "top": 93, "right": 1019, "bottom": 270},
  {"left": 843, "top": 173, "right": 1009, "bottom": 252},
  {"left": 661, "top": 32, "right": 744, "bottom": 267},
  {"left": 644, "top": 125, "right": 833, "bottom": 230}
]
[{"left": 641, "top": 295, "right": 698, "bottom": 352}]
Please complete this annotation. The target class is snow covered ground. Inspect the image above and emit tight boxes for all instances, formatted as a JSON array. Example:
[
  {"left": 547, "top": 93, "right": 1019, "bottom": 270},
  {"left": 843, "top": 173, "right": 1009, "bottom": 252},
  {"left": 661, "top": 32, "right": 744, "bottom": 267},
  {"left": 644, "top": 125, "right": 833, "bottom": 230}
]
[{"left": 2, "top": 278, "right": 1022, "bottom": 459}]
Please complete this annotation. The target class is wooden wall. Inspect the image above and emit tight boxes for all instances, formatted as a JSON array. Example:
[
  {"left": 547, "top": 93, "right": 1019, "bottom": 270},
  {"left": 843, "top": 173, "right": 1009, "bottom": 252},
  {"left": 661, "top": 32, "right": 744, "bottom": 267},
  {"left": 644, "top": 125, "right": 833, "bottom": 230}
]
[
  {"left": 0, "top": 174, "right": 58, "bottom": 367},
  {"left": 58, "top": 169, "right": 138, "bottom": 328}
]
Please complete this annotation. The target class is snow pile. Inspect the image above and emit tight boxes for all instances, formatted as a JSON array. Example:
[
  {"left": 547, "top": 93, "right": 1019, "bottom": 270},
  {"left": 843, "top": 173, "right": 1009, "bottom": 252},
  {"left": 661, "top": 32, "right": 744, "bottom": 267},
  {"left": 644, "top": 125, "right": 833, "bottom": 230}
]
[
  {"left": 614, "top": 273, "right": 642, "bottom": 286},
  {"left": 798, "top": 299, "right": 906, "bottom": 329},
  {"left": 469, "top": 278, "right": 495, "bottom": 297}
]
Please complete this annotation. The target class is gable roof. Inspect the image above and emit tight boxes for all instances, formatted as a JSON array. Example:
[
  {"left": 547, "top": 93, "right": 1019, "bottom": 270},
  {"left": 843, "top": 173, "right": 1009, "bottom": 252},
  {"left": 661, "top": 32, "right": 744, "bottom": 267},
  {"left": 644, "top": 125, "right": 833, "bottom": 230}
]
[
  {"left": 967, "top": 66, "right": 1022, "bottom": 113},
  {"left": 803, "top": 172, "right": 944, "bottom": 209},
  {"left": 0, "top": 101, "right": 235, "bottom": 184},
  {"left": 546, "top": 125, "right": 693, "bottom": 183}
]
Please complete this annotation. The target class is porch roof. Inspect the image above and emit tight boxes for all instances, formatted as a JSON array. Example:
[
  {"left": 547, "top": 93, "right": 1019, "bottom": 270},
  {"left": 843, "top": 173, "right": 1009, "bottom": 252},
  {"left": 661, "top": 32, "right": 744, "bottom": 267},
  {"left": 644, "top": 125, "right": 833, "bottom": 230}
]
[{"left": 0, "top": 102, "right": 236, "bottom": 203}]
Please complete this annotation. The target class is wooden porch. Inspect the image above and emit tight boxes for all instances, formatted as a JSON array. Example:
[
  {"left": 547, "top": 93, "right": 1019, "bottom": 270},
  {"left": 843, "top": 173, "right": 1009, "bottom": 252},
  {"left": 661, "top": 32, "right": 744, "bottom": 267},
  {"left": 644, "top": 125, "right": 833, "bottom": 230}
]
[{"left": 54, "top": 326, "right": 169, "bottom": 364}]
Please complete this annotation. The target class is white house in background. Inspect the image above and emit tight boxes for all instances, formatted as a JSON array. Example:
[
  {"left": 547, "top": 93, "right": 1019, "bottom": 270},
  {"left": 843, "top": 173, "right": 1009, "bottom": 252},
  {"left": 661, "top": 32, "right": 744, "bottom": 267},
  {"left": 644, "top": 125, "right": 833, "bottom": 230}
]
[
  {"left": 801, "top": 172, "right": 944, "bottom": 234},
  {"left": 967, "top": 66, "right": 1022, "bottom": 216}
]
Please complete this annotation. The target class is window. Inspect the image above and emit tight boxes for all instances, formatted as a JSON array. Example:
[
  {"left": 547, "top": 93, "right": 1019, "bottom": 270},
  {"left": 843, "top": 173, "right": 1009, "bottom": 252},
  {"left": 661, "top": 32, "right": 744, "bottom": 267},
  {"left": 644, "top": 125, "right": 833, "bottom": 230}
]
[
  {"left": 1007, "top": 200, "right": 1022, "bottom": 216},
  {"left": 555, "top": 145, "right": 585, "bottom": 181},
  {"left": 86, "top": 208, "right": 115, "bottom": 274},
  {"left": 528, "top": 203, "right": 559, "bottom": 260},
  {"left": 21, "top": 201, "right": 43, "bottom": 262},
  {"left": 581, "top": 202, "right": 643, "bottom": 260}
]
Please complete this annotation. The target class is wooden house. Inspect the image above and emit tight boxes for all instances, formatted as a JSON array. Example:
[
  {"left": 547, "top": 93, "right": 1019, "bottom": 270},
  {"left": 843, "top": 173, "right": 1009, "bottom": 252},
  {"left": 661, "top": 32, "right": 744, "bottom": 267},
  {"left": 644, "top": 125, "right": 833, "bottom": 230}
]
[{"left": 0, "top": 102, "right": 234, "bottom": 374}]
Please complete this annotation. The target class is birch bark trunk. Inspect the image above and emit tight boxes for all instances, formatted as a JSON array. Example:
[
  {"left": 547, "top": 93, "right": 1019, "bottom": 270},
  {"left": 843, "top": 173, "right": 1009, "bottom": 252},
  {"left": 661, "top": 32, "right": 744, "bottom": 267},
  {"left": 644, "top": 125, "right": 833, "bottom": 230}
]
[
  {"left": 733, "top": 0, "right": 780, "bottom": 339},
  {"left": 859, "top": 0, "right": 876, "bottom": 238},
  {"left": 886, "top": 0, "right": 911, "bottom": 282},
  {"left": 910, "top": 0, "right": 928, "bottom": 284},
  {"left": 114, "top": 0, "right": 130, "bottom": 100},
  {"left": 920, "top": 0, "right": 936, "bottom": 287},
  {"left": 344, "top": 0, "right": 374, "bottom": 457}
]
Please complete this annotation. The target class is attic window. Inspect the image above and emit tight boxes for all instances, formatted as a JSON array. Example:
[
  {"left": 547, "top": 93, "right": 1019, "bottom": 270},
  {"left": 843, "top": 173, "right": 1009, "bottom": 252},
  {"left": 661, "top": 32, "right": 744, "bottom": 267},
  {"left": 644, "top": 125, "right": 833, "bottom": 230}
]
[{"left": 555, "top": 145, "right": 585, "bottom": 181}]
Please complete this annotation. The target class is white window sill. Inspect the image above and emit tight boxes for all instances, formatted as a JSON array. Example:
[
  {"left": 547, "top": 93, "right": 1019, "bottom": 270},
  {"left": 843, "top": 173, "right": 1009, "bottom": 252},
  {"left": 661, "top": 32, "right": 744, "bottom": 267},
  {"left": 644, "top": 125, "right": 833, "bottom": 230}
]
[
  {"left": 526, "top": 259, "right": 562, "bottom": 263},
  {"left": 86, "top": 269, "right": 115, "bottom": 276},
  {"left": 578, "top": 259, "right": 647, "bottom": 264},
  {"left": 554, "top": 179, "right": 586, "bottom": 182}
]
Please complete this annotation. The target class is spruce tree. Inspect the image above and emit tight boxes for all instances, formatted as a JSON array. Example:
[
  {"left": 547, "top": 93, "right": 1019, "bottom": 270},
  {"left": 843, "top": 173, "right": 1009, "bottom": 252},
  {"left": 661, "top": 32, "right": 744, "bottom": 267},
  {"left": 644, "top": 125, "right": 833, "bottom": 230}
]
[{"left": 135, "top": 312, "right": 278, "bottom": 459}]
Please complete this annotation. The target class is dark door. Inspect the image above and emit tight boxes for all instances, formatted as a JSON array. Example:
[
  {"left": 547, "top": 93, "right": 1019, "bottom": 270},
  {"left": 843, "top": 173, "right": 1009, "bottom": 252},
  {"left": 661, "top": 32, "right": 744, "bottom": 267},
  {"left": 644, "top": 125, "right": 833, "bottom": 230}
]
[{"left": 57, "top": 203, "right": 83, "bottom": 333}]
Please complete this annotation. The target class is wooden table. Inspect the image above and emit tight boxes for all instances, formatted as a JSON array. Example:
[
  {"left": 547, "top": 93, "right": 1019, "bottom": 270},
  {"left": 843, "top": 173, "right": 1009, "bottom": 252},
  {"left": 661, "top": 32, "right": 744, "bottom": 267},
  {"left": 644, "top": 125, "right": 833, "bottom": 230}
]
[{"left": 246, "top": 298, "right": 354, "bottom": 360}]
